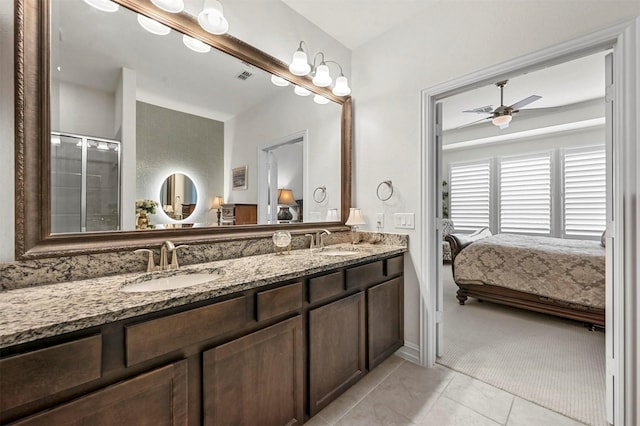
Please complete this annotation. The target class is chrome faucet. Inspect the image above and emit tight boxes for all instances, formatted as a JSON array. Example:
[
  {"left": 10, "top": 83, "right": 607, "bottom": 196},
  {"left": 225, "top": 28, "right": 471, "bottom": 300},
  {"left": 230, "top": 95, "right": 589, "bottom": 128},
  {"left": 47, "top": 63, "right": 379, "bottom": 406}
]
[
  {"left": 159, "top": 240, "right": 189, "bottom": 270},
  {"left": 316, "top": 229, "right": 331, "bottom": 249}
]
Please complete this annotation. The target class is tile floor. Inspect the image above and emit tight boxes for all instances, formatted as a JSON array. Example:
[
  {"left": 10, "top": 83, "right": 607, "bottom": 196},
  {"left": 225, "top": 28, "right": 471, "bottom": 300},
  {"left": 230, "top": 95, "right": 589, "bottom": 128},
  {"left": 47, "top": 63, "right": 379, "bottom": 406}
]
[{"left": 305, "top": 355, "right": 587, "bottom": 426}]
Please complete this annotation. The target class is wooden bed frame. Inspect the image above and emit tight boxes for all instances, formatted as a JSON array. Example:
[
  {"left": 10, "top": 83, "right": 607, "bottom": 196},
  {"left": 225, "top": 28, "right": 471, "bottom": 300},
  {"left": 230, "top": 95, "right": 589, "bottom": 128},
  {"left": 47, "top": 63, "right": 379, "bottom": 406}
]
[{"left": 445, "top": 235, "right": 605, "bottom": 327}]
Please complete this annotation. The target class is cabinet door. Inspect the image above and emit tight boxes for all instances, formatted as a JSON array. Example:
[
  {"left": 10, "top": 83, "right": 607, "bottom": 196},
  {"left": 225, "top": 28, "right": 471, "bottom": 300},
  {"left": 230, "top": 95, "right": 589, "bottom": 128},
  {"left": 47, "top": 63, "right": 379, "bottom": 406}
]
[
  {"left": 203, "top": 316, "right": 303, "bottom": 426},
  {"left": 309, "top": 292, "right": 365, "bottom": 416},
  {"left": 13, "top": 361, "right": 187, "bottom": 426},
  {"left": 367, "top": 277, "right": 404, "bottom": 369}
]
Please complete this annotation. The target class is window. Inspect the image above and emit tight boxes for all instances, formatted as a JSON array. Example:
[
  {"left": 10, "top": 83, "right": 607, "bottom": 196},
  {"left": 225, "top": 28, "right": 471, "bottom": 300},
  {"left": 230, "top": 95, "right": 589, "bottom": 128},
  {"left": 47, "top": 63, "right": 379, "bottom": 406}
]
[
  {"left": 499, "top": 153, "right": 552, "bottom": 235},
  {"left": 449, "top": 161, "right": 491, "bottom": 232},
  {"left": 563, "top": 147, "right": 606, "bottom": 237}
]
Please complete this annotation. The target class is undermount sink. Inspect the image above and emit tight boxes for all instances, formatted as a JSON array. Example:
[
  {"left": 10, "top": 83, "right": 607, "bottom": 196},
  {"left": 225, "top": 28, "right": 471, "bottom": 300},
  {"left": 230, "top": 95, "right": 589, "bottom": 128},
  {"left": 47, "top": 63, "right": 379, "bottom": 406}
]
[
  {"left": 121, "top": 267, "right": 224, "bottom": 293},
  {"left": 317, "top": 249, "right": 357, "bottom": 257}
]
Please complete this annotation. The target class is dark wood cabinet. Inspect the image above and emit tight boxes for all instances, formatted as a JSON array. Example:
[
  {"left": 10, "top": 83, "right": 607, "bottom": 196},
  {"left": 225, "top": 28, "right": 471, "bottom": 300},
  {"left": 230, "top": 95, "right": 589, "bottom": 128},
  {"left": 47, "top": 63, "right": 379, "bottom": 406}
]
[
  {"left": 309, "top": 292, "right": 366, "bottom": 416},
  {"left": 12, "top": 361, "right": 188, "bottom": 426},
  {"left": 203, "top": 316, "right": 304, "bottom": 426},
  {"left": 367, "top": 276, "right": 404, "bottom": 369}
]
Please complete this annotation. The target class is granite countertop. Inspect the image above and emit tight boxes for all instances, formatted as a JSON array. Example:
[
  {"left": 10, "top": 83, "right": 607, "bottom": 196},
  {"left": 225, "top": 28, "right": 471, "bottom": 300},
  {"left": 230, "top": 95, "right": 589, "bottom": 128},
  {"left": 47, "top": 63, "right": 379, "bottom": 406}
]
[{"left": 0, "top": 243, "right": 406, "bottom": 349}]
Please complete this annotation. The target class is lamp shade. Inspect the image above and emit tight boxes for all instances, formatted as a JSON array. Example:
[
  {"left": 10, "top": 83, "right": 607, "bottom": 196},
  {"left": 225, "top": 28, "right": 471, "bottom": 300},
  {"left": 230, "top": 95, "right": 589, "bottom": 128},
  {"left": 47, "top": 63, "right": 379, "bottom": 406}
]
[
  {"left": 492, "top": 114, "right": 512, "bottom": 127},
  {"left": 198, "top": 0, "right": 229, "bottom": 35},
  {"left": 345, "top": 208, "right": 365, "bottom": 226},
  {"left": 83, "top": 0, "right": 119, "bottom": 12},
  {"left": 289, "top": 50, "right": 311, "bottom": 76},
  {"left": 183, "top": 35, "right": 211, "bottom": 53},
  {"left": 312, "top": 64, "right": 332, "bottom": 87},
  {"left": 313, "top": 95, "right": 329, "bottom": 105},
  {"left": 332, "top": 75, "right": 351, "bottom": 96},
  {"left": 150, "top": 0, "right": 184, "bottom": 13},
  {"left": 294, "top": 85, "right": 311, "bottom": 97},
  {"left": 271, "top": 75, "right": 290, "bottom": 87},
  {"left": 137, "top": 14, "right": 171, "bottom": 35},
  {"left": 277, "top": 189, "right": 296, "bottom": 205},
  {"left": 212, "top": 196, "right": 224, "bottom": 209}
]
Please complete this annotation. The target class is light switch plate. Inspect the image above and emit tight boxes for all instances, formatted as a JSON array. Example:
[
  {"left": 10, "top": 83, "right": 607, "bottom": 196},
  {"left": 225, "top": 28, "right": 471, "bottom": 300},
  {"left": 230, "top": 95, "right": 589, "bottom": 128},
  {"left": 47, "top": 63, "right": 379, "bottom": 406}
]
[{"left": 394, "top": 213, "right": 415, "bottom": 229}]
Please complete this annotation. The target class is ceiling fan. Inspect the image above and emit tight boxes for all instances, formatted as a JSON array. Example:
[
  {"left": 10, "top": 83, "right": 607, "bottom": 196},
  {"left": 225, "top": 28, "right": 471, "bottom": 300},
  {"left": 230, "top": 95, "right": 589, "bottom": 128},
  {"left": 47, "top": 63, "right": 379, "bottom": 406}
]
[{"left": 460, "top": 80, "right": 541, "bottom": 129}]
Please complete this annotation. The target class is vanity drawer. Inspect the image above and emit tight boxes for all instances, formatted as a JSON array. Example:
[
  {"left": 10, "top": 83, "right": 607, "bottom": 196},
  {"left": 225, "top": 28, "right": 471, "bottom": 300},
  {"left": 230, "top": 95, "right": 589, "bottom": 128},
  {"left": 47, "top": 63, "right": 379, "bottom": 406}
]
[
  {"left": 0, "top": 334, "right": 102, "bottom": 413},
  {"left": 256, "top": 282, "right": 303, "bottom": 322},
  {"left": 308, "top": 271, "right": 344, "bottom": 303},
  {"left": 385, "top": 255, "right": 403, "bottom": 277},
  {"left": 125, "top": 296, "right": 248, "bottom": 367},
  {"left": 346, "top": 260, "right": 384, "bottom": 289}
]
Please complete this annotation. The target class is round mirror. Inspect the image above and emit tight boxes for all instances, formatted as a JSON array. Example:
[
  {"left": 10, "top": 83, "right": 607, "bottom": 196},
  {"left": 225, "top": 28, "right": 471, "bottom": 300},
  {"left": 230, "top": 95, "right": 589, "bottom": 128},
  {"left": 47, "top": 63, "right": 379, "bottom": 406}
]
[{"left": 159, "top": 173, "right": 198, "bottom": 221}]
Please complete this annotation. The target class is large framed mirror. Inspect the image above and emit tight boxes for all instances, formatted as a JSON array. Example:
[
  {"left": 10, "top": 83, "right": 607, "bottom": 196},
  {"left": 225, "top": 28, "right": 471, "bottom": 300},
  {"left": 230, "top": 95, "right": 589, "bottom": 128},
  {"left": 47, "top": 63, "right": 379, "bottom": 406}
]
[{"left": 15, "top": 0, "right": 352, "bottom": 259}]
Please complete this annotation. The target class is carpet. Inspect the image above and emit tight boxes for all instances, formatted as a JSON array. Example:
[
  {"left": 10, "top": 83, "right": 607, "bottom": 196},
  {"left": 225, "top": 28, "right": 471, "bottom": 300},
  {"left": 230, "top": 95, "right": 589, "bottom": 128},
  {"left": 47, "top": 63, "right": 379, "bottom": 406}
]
[{"left": 437, "top": 265, "right": 606, "bottom": 426}]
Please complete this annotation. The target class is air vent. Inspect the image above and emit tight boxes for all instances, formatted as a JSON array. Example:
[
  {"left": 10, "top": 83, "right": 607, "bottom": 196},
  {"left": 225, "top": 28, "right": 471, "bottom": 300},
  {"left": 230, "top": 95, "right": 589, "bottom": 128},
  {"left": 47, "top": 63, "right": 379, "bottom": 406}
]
[{"left": 235, "top": 70, "right": 253, "bottom": 81}]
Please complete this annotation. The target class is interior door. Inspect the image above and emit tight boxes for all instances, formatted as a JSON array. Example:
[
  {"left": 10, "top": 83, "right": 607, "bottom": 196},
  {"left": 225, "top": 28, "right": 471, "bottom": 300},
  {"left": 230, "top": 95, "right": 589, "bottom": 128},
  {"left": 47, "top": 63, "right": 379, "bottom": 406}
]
[{"left": 435, "top": 102, "right": 444, "bottom": 357}]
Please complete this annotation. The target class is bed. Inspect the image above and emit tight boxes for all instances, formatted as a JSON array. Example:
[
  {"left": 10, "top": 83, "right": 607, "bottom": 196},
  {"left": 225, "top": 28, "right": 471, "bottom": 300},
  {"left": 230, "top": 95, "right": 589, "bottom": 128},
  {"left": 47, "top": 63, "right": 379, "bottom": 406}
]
[{"left": 445, "top": 231, "right": 605, "bottom": 327}]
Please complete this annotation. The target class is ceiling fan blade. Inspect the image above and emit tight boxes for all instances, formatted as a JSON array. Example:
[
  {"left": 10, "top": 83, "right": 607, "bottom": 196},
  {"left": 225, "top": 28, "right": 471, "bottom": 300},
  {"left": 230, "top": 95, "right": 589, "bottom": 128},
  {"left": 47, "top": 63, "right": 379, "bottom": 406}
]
[
  {"left": 455, "top": 116, "right": 492, "bottom": 129},
  {"left": 512, "top": 106, "right": 563, "bottom": 114},
  {"left": 463, "top": 105, "right": 493, "bottom": 114},
  {"left": 508, "top": 95, "right": 541, "bottom": 110}
]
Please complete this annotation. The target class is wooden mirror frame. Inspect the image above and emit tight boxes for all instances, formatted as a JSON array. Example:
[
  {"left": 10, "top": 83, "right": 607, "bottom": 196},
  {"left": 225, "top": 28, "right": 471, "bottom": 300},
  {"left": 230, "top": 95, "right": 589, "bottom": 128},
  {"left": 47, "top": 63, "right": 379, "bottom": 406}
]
[{"left": 15, "top": 0, "right": 351, "bottom": 259}]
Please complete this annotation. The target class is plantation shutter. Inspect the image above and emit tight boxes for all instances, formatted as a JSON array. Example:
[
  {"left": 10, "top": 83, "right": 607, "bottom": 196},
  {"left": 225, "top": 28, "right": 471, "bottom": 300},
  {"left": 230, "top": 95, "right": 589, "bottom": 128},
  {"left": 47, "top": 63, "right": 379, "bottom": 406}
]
[
  {"left": 449, "top": 161, "right": 491, "bottom": 232},
  {"left": 563, "top": 147, "right": 606, "bottom": 237},
  {"left": 499, "top": 153, "right": 551, "bottom": 234}
]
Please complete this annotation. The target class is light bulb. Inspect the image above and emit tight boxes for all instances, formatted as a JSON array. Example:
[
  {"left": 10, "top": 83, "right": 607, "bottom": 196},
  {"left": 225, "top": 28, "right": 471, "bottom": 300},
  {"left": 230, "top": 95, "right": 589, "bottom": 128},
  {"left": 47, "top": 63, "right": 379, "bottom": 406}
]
[
  {"left": 271, "top": 75, "right": 290, "bottom": 87},
  {"left": 332, "top": 75, "right": 351, "bottom": 96},
  {"left": 492, "top": 114, "right": 512, "bottom": 126},
  {"left": 294, "top": 86, "right": 311, "bottom": 97},
  {"left": 198, "top": 0, "right": 229, "bottom": 35},
  {"left": 312, "top": 64, "right": 332, "bottom": 87},
  {"left": 150, "top": 0, "right": 184, "bottom": 13},
  {"left": 82, "top": 0, "right": 119, "bottom": 12},
  {"left": 289, "top": 50, "right": 310, "bottom": 76},
  {"left": 313, "top": 95, "right": 329, "bottom": 105},
  {"left": 137, "top": 14, "right": 171, "bottom": 35},
  {"left": 183, "top": 35, "right": 211, "bottom": 53}
]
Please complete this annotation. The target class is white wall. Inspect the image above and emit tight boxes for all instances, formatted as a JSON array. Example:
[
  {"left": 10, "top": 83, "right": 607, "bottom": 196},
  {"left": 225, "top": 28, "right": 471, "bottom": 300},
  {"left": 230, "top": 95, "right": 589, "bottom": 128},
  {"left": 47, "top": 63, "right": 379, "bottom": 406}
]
[
  {"left": 53, "top": 81, "right": 117, "bottom": 139},
  {"left": 350, "top": 1, "right": 640, "bottom": 349}
]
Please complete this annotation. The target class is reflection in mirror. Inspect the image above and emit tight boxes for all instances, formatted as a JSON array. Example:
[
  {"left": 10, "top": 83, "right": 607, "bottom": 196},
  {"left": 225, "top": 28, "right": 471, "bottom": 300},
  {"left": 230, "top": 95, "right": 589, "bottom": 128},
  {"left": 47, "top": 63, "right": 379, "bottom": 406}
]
[
  {"left": 49, "top": 0, "right": 342, "bottom": 233},
  {"left": 160, "top": 173, "right": 198, "bottom": 221}
]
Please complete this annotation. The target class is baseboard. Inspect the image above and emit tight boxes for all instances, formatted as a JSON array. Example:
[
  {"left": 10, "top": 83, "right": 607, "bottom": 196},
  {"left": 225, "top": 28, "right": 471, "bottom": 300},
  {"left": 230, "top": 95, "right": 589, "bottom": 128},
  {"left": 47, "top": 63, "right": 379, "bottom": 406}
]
[{"left": 395, "top": 341, "right": 420, "bottom": 364}]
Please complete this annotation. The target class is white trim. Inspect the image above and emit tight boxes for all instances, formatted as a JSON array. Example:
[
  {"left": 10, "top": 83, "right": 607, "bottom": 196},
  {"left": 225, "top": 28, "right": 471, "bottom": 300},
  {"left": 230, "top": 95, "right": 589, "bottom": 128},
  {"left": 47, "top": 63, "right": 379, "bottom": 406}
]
[
  {"left": 395, "top": 342, "right": 421, "bottom": 365},
  {"left": 420, "top": 18, "right": 638, "bottom": 424}
]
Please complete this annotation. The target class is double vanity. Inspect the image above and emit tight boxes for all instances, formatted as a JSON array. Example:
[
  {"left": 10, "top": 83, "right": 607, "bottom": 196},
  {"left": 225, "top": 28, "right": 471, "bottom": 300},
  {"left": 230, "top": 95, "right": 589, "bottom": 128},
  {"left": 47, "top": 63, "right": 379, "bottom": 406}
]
[{"left": 0, "top": 240, "right": 406, "bottom": 425}]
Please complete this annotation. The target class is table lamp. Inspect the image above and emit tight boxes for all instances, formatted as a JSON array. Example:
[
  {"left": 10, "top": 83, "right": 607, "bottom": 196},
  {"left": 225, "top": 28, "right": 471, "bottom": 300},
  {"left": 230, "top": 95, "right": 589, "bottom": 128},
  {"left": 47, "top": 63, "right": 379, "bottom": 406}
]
[
  {"left": 212, "top": 196, "right": 224, "bottom": 226},
  {"left": 345, "top": 207, "right": 365, "bottom": 244},
  {"left": 277, "top": 189, "right": 296, "bottom": 221}
]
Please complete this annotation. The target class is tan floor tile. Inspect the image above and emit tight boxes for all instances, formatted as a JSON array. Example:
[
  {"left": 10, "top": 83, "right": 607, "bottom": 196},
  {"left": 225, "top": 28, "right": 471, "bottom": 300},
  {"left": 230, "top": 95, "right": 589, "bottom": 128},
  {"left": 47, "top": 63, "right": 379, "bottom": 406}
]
[
  {"left": 416, "top": 396, "right": 501, "bottom": 426},
  {"left": 443, "top": 373, "right": 514, "bottom": 424},
  {"left": 335, "top": 395, "right": 417, "bottom": 426},
  {"left": 507, "top": 397, "right": 586, "bottom": 426}
]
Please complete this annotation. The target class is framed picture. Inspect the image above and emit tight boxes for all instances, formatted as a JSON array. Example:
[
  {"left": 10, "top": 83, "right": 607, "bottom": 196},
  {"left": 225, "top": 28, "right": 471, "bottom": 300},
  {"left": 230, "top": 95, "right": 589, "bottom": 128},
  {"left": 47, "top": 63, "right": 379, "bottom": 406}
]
[{"left": 232, "top": 166, "right": 248, "bottom": 190}]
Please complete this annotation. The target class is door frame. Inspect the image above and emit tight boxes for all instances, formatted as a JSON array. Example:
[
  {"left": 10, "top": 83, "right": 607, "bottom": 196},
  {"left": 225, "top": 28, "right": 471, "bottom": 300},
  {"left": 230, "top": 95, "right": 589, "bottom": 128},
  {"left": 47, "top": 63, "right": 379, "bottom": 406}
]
[{"left": 419, "top": 18, "right": 639, "bottom": 425}]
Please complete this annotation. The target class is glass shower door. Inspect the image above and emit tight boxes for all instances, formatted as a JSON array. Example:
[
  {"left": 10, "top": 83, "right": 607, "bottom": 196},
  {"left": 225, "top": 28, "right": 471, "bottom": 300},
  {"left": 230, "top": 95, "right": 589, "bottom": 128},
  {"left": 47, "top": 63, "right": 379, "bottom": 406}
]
[
  {"left": 86, "top": 138, "right": 120, "bottom": 232},
  {"left": 51, "top": 134, "right": 82, "bottom": 233}
]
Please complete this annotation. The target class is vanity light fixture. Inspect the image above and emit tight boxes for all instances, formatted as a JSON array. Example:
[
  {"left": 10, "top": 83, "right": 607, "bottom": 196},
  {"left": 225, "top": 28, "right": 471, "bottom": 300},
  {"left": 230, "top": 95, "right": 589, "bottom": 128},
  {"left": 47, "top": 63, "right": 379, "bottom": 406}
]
[
  {"left": 182, "top": 35, "right": 211, "bottom": 53},
  {"left": 198, "top": 0, "right": 229, "bottom": 35},
  {"left": 150, "top": 0, "right": 184, "bottom": 13},
  {"left": 294, "top": 85, "right": 311, "bottom": 97},
  {"left": 313, "top": 94, "right": 329, "bottom": 105},
  {"left": 492, "top": 113, "right": 512, "bottom": 127},
  {"left": 82, "top": 0, "right": 119, "bottom": 13},
  {"left": 289, "top": 41, "right": 311, "bottom": 76},
  {"left": 345, "top": 207, "right": 366, "bottom": 244},
  {"left": 137, "top": 14, "right": 171, "bottom": 35},
  {"left": 288, "top": 41, "right": 351, "bottom": 96},
  {"left": 270, "top": 75, "right": 290, "bottom": 87}
]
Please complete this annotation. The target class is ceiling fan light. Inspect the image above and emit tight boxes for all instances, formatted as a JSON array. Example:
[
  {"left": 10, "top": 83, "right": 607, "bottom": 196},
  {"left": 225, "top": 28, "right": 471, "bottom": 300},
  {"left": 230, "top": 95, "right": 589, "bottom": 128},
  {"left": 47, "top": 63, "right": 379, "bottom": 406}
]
[
  {"left": 313, "top": 94, "right": 329, "bottom": 105},
  {"left": 150, "top": 0, "right": 184, "bottom": 13},
  {"left": 289, "top": 50, "right": 311, "bottom": 76},
  {"left": 294, "top": 85, "right": 311, "bottom": 97},
  {"left": 312, "top": 64, "right": 332, "bottom": 87},
  {"left": 492, "top": 114, "right": 512, "bottom": 127},
  {"left": 137, "top": 14, "right": 171, "bottom": 35},
  {"left": 82, "top": 0, "right": 119, "bottom": 13},
  {"left": 198, "top": 0, "right": 229, "bottom": 35},
  {"left": 182, "top": 34, "right": 211, "bottom": 53},
  {"left": 332, "top": 75, "right": 351, "bottom": 96},
  {"left": 271, "top": 75, "right": 290, "bottom": 87}
]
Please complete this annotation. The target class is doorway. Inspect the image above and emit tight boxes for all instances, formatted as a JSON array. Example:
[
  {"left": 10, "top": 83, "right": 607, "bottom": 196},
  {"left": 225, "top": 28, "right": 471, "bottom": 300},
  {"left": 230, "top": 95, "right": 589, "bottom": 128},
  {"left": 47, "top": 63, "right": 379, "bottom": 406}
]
[{"left": 420, "top": 20, "right": 639, "bottom": 426}]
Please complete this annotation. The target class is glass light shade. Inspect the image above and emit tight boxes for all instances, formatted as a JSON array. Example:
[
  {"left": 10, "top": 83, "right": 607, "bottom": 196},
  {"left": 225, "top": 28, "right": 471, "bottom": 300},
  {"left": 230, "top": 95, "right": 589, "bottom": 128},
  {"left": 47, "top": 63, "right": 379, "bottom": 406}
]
[
  {"left": 51, "top": 135, "right": 61, "bottom": 145},
  {"left": 96, "top": 142, "right": 109, "bottom": 151},
  {"left": 289, "top": 50, "right": 311, "bottom": 76},
  {"left": 82, "top": 0, "right": 119, "bottom": 12},
  {"left": 270, "top": 75, "right": 290, "bottom": 87},
  {"left": 150, "top": 0, "right": 184, "bottom": 13},
  {"left": 332, "top": 75, "right": 351, "bottom": 96},
  {"left": 198, "top": 0, "right": 229, "bottom": 35},
  {"left": 211, "top": 196, "right": 224, "bottom": 209},
  {"left": 137, "top": 14, "right": 171, "bottom": 35},
  {"left": 345, "top": 208, "right": 365, "bottom": 226},
  {"left": 313, "top": 95, "right": 329, "bottom": 105},
  {"left": 294, "top": 86, "right": 311, "bottom": 97},
  {"left": 312, "top": 64, "right": 332, "bottom": 87},
  {"left": 492, "top": 114, "right": 512, "bottom": 126},
  {"left": 277, "top": 189, "right": 296, "bottom": 205},
  {"left": 182, "top": 35, "right": 211, "bottom": 53}
]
